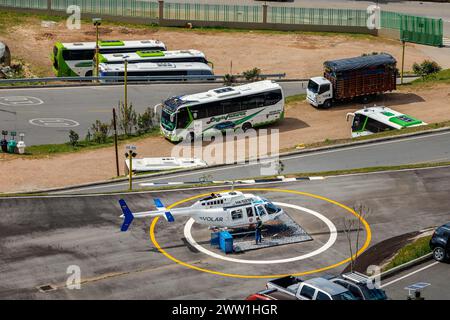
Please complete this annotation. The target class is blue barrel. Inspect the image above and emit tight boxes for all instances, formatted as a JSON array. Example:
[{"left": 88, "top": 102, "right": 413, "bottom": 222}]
[
  {"left": 219, "top": 231, "right": 233, "bottom": 254},
  {"left": 210, "top": 232, "right": 220, "bottom": 247}
]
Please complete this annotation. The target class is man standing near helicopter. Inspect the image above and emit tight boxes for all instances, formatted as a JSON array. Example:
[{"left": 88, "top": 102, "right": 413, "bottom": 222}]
[{"left": 255, "top": 217, "right": 263, "bottom": 244}]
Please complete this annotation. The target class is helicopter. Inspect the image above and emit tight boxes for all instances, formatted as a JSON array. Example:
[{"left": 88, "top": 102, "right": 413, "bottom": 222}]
[{"left": 119, "top": 191, "right": 284, "bottom": 231}]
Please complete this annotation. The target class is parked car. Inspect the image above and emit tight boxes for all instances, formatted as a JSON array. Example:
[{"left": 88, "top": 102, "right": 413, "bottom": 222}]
[
  {"left": 330, "top": 272, "right": 388, "bottom": 300},
  {"left": 430, "top": 223, "right": 450, "bottom": 262}
]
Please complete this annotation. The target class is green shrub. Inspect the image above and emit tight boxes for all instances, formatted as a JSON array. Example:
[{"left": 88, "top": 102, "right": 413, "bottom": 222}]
[
  {"left": 91, "top": 120, "right": 110, "bottom": 144},
  {"left": 412, "top": 60, "right": 442, "bottom": 79},
  {"left": 68, "top": 130, "right": 79, "bottom": 147},
  {"left": 242, "top": 67, "right": 261, "bottom": 81}
]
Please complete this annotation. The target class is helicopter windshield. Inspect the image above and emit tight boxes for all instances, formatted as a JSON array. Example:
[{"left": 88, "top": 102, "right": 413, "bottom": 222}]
[{"left": 263, "top": 200, "right": 282, "bottom": 214}]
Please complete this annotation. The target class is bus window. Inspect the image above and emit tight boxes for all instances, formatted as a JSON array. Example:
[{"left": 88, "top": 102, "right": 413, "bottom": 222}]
[
  {"left": 62, "top": 49, "right": 94, "bottom": 61},
  {"left": 221, "top": 100, "right": 241, "bottom": 113},
  {"left": 176, "top": 108, "right": 190, "bottom": 129},
  {"left": 246, "top": 207, "right": 254, "bottom": 217},
  {"left": 205, "top": 101, "right": 224, "bottom": 117},
  {"left": 189, "top": 105, "right": 207, "bottom": 119},
  {"left": 352, "top": 114, "right": 366, "bottom": 132},
  {"left": 365, "top": 118, "right": 394, "bottom": 134}
]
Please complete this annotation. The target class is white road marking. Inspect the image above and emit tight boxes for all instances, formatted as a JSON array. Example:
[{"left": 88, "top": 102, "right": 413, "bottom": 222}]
[
  {"left": 183, "top": 202, "right": 337, "bottom": 264},
  {"left": 53, "top": 130, "right": 450, "bottom": 193},
  {"left": 381, "top": 261, "right": 439, "bottom": 288},
  {"left": 0, "top": 96, "right": 44, "bottom": 106},
  {"left": 29, "top": 118, "right": 80, "bottom": 128}
]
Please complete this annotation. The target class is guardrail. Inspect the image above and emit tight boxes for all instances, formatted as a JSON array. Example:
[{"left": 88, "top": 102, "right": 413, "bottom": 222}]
[{"left": 0, "top": 73, "right": 287, "bottom": 85}]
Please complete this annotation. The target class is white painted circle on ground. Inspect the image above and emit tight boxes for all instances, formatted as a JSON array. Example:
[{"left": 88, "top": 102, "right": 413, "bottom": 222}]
[
  {"left": 0, "top": 96, "right": 44, "bottom": 106},
  {"left": 183, "top": 202, "right": 337, "bottom": 264},
  {"left": 29, "top": 118, "right": 80, "bottom": 128}
]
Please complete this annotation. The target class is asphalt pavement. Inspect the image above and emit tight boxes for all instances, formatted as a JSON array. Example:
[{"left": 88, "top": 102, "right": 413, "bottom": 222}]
[
  {"left": 52, "top": 131, "right": 450, "bottom": 194},
  {"left": 1, "top": 166, "right": 449, "bottom": 299},
  {"left": 382, "top": 260, "right": 450, "bottom": 300}
]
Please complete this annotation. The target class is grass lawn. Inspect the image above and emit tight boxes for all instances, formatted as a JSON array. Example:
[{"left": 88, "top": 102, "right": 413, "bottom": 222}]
[{"left": 383, "top": 235, "right": 432, "bottom": 271}]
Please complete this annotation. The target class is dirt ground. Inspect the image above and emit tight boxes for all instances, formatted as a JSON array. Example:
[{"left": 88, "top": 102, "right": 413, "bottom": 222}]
[
  {"left": 1, "top": 83, "right": 449, "bottom": 193},
  {"left": 0, "top": 16, "right": 442, "bottom": 78}
]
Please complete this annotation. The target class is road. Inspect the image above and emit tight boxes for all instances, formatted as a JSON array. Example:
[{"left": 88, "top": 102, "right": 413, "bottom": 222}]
[
  {"left": 0, "top": 166, "right": 449, "bottom": 299},
  {"left": 52, "top": 131, "right": 450, "bottom": 194},
  {"left": 0, "top": 81, "right": 305, "bottom": 146},
  {"left": 0, "top": 76, "right": 420, "bottom": 146},
  {"left": 383, "top": 260, "right": 450, "bottom": 300}
]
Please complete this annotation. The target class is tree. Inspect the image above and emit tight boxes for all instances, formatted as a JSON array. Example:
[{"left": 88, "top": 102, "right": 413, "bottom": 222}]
[
  {"left": 342, "top": 203, "right": 371, "bottom": 273},
  {"left": 68, "top": 130, "right": 79, "bottom": 147},
  {"left": 242, "top": 67, "right": 261, "bottom": 82},
  {"left": 90, "top": 120, "right": 110, "bottom": 144},
  {"left": 117, "top": 101, "right": 137, "bottom": 136},
  {"left": 137, "top": 107, "right": 159, "bottom": 134},
  {"left": 412, "top": 60, "right": 442, "bottom": 79}
]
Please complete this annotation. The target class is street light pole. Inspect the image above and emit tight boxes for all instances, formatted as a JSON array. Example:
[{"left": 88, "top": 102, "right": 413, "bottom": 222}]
[{"left": 92, "top": 18, "right": 102, "bottom": 80}]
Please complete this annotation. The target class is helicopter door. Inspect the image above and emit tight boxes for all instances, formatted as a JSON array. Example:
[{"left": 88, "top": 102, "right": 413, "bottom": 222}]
[{"left": 246, "top": 207, "right": 255, "bottom": 224}]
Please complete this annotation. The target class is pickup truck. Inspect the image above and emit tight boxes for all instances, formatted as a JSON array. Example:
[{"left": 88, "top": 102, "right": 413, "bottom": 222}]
[{"left": 246, "top": 272, "right": 388, "bottom": 300}]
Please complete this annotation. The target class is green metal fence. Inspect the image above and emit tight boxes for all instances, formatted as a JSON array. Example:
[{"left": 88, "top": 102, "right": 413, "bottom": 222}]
[
  {"left": 51, "top": 0, "right": 159, "bottom": 19},
  {"left": 163, "top": 2, "right": 261, "bottom": 23},
  {"left": 0, "top": 0, "right": 47, "bottom": 9},
  {"left": 381, "top": 11, "right": 443, "bottom": 47},
  {"left": 268, "top": 7, "right": 370, "bottom": 27}
]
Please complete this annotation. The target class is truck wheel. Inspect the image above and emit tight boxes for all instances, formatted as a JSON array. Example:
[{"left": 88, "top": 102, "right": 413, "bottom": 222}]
[
  {"left": 433, "top": 247, "right": 446, "bottom": 262},
  {"left": 360, "top": 95, "right": 371, "bottom": 104},
  {"left": 322, "top": 99, "right": 332, "bottom": 109},
  {"left": 242, "top": 122, "right": 252, "bottom": 132}
]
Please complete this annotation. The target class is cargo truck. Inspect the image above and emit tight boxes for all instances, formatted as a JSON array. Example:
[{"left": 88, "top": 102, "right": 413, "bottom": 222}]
[{"left": 307, "top": 53, "right": 397, "bottom": 108}]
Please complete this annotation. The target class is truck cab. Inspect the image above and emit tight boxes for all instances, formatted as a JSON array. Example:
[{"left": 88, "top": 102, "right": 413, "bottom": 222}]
[{"left": 306, "top": 77, "right": 333, "bottom": 108}]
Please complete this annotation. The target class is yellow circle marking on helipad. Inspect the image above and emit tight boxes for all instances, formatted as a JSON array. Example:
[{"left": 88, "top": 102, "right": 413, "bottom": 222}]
[{"left": 149, "top": 188, "right": 372, "bottom": 279}]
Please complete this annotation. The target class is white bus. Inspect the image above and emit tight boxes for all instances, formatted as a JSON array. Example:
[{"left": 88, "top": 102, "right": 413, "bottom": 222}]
[
  {"left": 98, "top": 62, "right": 214, "bottom": 81},
  {"left": 346, "top": 106, "right": 426, "bottom": 138},
  {"left": 100, "top": 49, "right": 210, "bottom": 66},
  {"left": 159, "top": 80, "right": 285, "bottom": 142},
  {"left": 52, "top": 39, "right": 167, "bottom": 77}
]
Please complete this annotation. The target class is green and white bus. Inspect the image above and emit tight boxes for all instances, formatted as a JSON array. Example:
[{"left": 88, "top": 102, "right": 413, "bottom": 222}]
[
  {"left": 159, "top": 80, "right": 285, "bottom": 142},
  {"left": 52, "top": 40, "right": 167, "bottom": 77},
  {"left": 100, "top": 49, "right": 211, "bottom": 66},
  {"left": 99, "top": 62, "right": 214, "bottom": 82},
  {"left": 346, "top": 106, "right": 426, "bottom": 138}
]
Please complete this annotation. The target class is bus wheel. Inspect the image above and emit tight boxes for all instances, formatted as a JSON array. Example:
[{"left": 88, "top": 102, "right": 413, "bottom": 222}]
[
  {"left": 242, "top": 122, "right": 252, "bottom": 132},
  {"left": 322, "top": 99, "right": 332, "bottom": 109},
  {"left": 85, "top": 70, "right": 93, "bottom": 77}
]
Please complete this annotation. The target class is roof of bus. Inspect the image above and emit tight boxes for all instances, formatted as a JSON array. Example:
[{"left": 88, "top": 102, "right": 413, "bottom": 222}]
[
  {"left": 59, "top": 40, "right": 166, "bottom": 50},
  {"left": 177, "top": 80, "right": 282, "bottom": 104},
  {"left": 355, "top": 106, "right": 426, "bottom": 129},
  {"left": 99, "top": 61, "right": 213, "bottom": 72},
  {"left": 101, "top": 49, "right": 206, "bottom": 62}
]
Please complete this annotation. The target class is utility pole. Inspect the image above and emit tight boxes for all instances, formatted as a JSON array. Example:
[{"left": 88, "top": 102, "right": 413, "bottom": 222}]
[{"left": 112, "top": 108, "right": 120, "bottom": 177}]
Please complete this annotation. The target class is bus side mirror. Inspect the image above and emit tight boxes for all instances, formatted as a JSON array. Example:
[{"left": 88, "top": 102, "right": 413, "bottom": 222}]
[{"left": 346, "top": 113, "right": 355, "bottom": 122}]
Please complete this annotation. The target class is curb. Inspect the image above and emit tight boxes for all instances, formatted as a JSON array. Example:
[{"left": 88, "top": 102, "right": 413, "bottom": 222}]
[
  {"left": 378, "top": 253, "right": 433, "bottom": 281},
  {"left": 13, "top": 125, "right": 450, "bottom": 195},
  {"left": 138, "top": 176, "right": 321, "bottom": 187}
]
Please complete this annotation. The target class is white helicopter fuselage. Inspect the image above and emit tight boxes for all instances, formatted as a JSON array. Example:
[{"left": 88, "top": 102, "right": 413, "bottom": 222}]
[{"left": 119, "top": 191, "right": 285, "bottom": 231}]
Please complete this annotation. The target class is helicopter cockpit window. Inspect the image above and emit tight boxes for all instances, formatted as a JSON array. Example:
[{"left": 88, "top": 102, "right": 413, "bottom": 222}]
[
  {"left": 265, "top": 202, "right": 281, "bottom": 214},
  {"left": 231, "top": 209, "right": 243, "bottom": 220},
  {"left": 256, "top": 205, "right": 266, "bottom": 217}
]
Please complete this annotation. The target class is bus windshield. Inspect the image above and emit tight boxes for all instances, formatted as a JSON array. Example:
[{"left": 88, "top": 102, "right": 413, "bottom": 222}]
[{"left": 161, "top": 108, "right": 176, "bottom": 131}]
